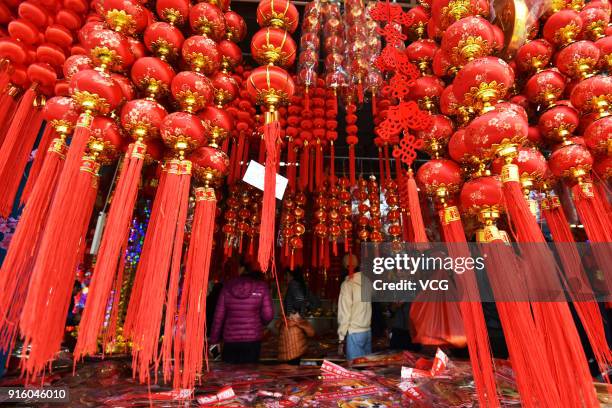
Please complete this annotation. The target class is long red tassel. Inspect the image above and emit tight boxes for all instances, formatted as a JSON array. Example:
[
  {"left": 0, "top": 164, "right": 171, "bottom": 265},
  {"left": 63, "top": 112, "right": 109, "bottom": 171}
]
[
  {"left": 315, "top": 141, "right": 323, "bottom": 190},
  {"left": 299, "top": 143, "right": 309, "bottom": 191},
  {"left": 439, "top": 207, "right": 500, "bottom": 407},
  {"left": 502, "top": 174, "right": 598, "bottom": 407},
  {"left": 125, "top": 159, "right": 190, "bottom": 384},
  {"left": 287, "top": 139, "right": 296, "bottom": 192},
  {"left": 480, "top": 238, "right": 563, "bottom": 408},
  {"left": 377, "top": 147, "right": 384, "bottom": 182},
  {"left": 383, "top": 144, "right": 391, "bottom": 184},
  {"left": 21, "top": 126, "right": 54, "bottom": 204},
  {"left": 74, "top": 142, "right": 146, "bottom": 360},
  {"left": 161, "top": 165, "right": 190, "bottom": 383},
  {"left": 542, "top": 197, "right": 612, "bottom": 379},
  {"left": 348, "top": 145, "right": 356, "bottom": 186},
  {"left": 20, "top": 153, "right": 99, "bottom": 379},
  {"left": 0, "top": 87, "right": 19, "bottom": 144},
  {"left": 329, "top": 141, "right": 335, "bottom": 181},
  {"left": 0, "top": 87, "right": 43, "bottom": 217},
  {"left": 0, "top": 138, "right": 66, "bottom": 352},
  {"left": 406, "top": 169, "right": 428, "bottom": 243},
  {"left": 123, "top": 168, "right": 168, "bottom": 337},
  {"left": 175, "top": 186, "right": 216, "bottom": 390},
  {"left": 258, "top": 116, "right": 280, "bottom": 272}
]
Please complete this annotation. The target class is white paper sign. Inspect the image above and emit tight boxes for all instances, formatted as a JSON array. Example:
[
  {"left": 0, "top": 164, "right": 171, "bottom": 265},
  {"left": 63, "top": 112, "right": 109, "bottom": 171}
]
[{"left": 242, "top": 160, "right": 288, "bottom": 200}]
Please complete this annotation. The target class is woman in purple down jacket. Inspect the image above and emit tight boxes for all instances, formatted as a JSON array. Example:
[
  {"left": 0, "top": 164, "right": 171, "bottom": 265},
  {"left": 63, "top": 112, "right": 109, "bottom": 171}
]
[{"left": 209, "top": 271, "right": 274, "bottom": 364}]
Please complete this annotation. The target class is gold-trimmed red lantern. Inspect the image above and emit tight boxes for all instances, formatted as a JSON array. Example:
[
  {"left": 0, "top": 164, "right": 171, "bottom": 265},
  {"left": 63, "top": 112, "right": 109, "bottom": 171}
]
[
  {"left": 181, "top": 35, "right": 221, "bottom": 75},
  {"left": 256, "top": 0, "right": 299, "bottom": 34},
  {"left": 251, "top": 27, "right": 297, "bottom": 68}
]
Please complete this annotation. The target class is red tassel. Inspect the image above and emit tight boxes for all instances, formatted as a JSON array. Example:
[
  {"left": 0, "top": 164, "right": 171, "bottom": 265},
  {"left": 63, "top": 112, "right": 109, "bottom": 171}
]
[
  {"left": 378, "top": 147, "right": 384, "bottom": 182},
  {"left": 0, "top": 138, "right": 66, "bottom": 352},
  {"left": 258, "top": 115, "right": 280, "bottom": 272},
  {"left": 383, "top": 144, "right": 391, "bottom": 184},
  {"left": 439, "top": 207, "right": 500, "bottom": 407},
  {"left": 162, "top": 165, "right": 190, "bottom": 383},
  {"left": 304, "top": 88, "right": 310, "bottom": 111},
  {"left": 175, "top": 187, "right": 216, "bottom": 390},
  {"left": 258, "top": 137, "right": 266, "bottom": 164},
  {"left": 502, "top": 170, "right": 598, "bottom": 407},
  {"left": 371, "top": 94, "right": 377, "bottom": 116},
  {"left": 0, "top": 87, "right": 43, "bottom": 217},
  {"left": 74, "top": 142, "right": 146, "bottom": 361},
  {"left": 315, "top": 142, "right": 323, "bottom": 190},
  {"left": 21, "top": 126, "right": 55, "bottom": 204},
  {"left": 480, "top": 238, "right": 564, "bottom": 407},
  {"left": 299, "top": 143, "right": 309, "bottom": 191},
  {"left": 348, "top": 145, "right": 356, "bottom": 186},
  {"left": 308, "top": 145, "right": 314, "bottom": 192},
  {"left": 230, "top": 135, "right": 245, "bottom": 184},
  {"left": 406, "top": 169, "right": 427, "bottom": 243},
  {"left": 329, "top": 141, "right": 335, "bottom": 181},
  {"left": 103, "top": 239, "right": 128, "bottom": 349},
  {"left": 124, "top": 159, "right": 191, "bottom": 384},
  {"left": 542, "top": 198, "right": 612, "bottom": 379},
  {"left": 20, "top": 153, "right": 100, "bottom": 379},
  {"left": 123, "top": 167, "right": 167, "bottom": 337},
  {"left": 0, "top": 87, "right": 19, "bottom": 144},
  {"left": 240, "top": 137, "right": 250, "bottom": 179},
  {"left": 286, "top": 140, "right": 296, "bottom": 192},
  {"left": 357, "top": 81, "right": 364, "bottom": 103}
]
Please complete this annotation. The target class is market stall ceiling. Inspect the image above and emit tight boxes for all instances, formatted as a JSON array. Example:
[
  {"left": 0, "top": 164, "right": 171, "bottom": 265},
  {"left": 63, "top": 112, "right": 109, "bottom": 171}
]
[{"left": 231, "top": 0, "right": 427, "bottom": 177}]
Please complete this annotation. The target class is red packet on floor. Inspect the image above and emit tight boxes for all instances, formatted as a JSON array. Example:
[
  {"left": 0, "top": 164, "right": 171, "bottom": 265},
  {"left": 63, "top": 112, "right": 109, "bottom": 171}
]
[
  {"left": 430, "top": 348, "right": 449, "bottom": 376},
  {"left": 197, "top": 386, "right": 236, "bottom": 406}
]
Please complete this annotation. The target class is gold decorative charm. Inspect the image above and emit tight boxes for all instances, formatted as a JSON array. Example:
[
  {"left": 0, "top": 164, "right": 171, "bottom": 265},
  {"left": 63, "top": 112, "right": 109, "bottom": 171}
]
[
  {"left": 554, "top": 22, "right": 581, "bottom": 46},
  {"left": 72, "top": 91, "right": 111, "bottom": 116},
  {"left": 162, "top": 8, "right": 184, "bottom": 25},
  {"left": 463, "top": 81, "right": 507, "bottom": 113},
  {"left": 454, "top": 36, "right": 491, "bottom": 64},
  {"left": 105, "top": 9, "right": 136, "bottom": 34},
  {"left": 589, "top": 94, "right": 612, "bottom": 118}
]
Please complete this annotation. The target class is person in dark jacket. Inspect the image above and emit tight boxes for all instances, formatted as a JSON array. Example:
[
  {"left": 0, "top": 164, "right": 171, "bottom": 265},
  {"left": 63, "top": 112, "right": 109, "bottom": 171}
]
[
  {"left": 284, "top": 269, "right": 307, "bottom": 315},
  {"left": 209, "top": 270, "right": 274, "bottom": 364}
]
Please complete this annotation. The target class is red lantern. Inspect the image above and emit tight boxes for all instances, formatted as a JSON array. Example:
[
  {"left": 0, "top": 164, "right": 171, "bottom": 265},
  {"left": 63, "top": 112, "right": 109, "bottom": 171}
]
[
  {"left": 69, "top": 69, "right": 123, "bottom": 115},
  {"left": 459, "top": 175, "right": 503, "bottom": 215},
  {"left": 160, "top": 111, "right": 208, "bottom": 152},
  {"left": 189, "top": 3, "right": 226, "bottom": 42},
  {"left": 538, "top": 104, "right": 580, "bottom": 143},
  {"left": 171, "top": 71, "right": 214, "bottom": 113},
  {"left": 570, "top": 74, "right": 612, "bottom": 117},
  {"left": 143, "top": 22, "right": 184, "bottom": 61},
  {"left": 555, "top": 40, "right": 600, "bottom": 80},
  {"left": 130, "top": 56, "right": 175, "bottom": 99},
  {"left": 85, "top": 28, "right": 134, "bottom": 72},
  {"left": 416, "top": 158, "right": 463, "bottom": 196},
  {"left": 405, "top": 39, "right": 439, "bottom": 74},
  {"left": 491, "top": 147, "right": 547, "bottom": 185},
  {"left": 441, "top": 16, "right": 495, "bottom": 67},
  {"left": 218, "top": 39, "right": 243, "bottom": 72},
  {"left": 452, "top": 56, "right": 514, "bottom": 113},
  {"left": 224, "top": 11, "right": 247, "bottom": 42},
  {"left": 416, "top": 114, "right": 454, "bottom": 157},
  {"left": 190, "top": 146, "right": 230, "bottom": 184},
  {"left": 542, "top": 9, "right": 583, "bottom": 47},
  {"left": 199, "top": 106, "right": 234, "bottom": 147},
  {"left": 251, "top": 27, "right": 297, "bottom": 68},
  {"left": 103, "top": 0, "right": 148, "bottom": 35},
  {"left": 583, "top": 115, "right": 612, "bottom": 155},
  {"left": 549, "top": 142, "right": 593, "bottom": 180},
  {"left": 256, "top": 0, "right": 299, "bottom": 33},
  {"left": 120, "top": 99, "right": 168, "bottom": 141},
  {"left": 182, "top": 35, "right": 221, "bottom": 75},
  {"left": 156, "top": 0, "right": 189, "bottom": 25},
  {"left": 523, "top": 69, "right": 566, "bottom": 107},
  {"left": 408, "top": 75, "right": 445, "bottom": 112}
]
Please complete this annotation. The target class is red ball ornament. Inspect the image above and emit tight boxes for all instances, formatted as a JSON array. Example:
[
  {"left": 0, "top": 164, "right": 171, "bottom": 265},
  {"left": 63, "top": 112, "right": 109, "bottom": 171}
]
[
  {"left": 182, "top": 35, "right": 221, "bottom": 75},
  {"left": 171, "top": 71, "right": 214, "bottom": 113},
  {"left": 69, "top": 69, "right": 123, "bottom": 115},
  {"left": 256, "top": 0, "right": 299, "bottom": 33},
  {"left": 189, "top": 3, "right": 226, "bottom": 42},
  {"left": 570, "top": 74, "right": 612, "bottom": 117},
  {"left": 199, "top": 106, "right": 234, "bottom": 147},
  {"left": 103, "top": 0, "right": 148, "bottom": 35},
  {"left": 160, "top": 111, "right": 208, "bottom": 151},
  {"left": 156, "top": 0, "right": 189, "bottom": 25},
  {"left": 144, "top": 22, "right": 185, "bottom": 61},
  {"left": 85, "top": 28, "right": 134, "bottom": 71},
  {"left": 190, "top": 146, "right": 230, "bottom": 184},
  {"left": 416, "top": 114, "right": 454, "bottom": 156},
  {"left": 583, "top": 115, "right": 612, "bottom": 155},
  {"left": 549, "top": 142, "right": 593, "bottom": 179},
  {"left": 44, "top": 96, "right": 79, "bottom": 130},
  {"left": 515, "top": 39, "right": 553, "bottom": 72},
  {"left": 211, "top": 71, "right": 238, "bottom": 106},
  {"left": 542, "top": 9, "right": 583, "bottom": 47},
  {"left": 89, "top": 116, "right": 126, "bottom": 164},
  {"left": 460, "top": 175, "right": 503, "bottom": 215},
  {"left": 120, "top": 99, "right": 168, "bottom": 141},
  {"left": 441, "top": 16, "right": 495, "bottom": 67},
  {"left": 218, "top": 40, "right": 243, "bottom": 72},
  {"left": 130, "top": 56, "right": 175, "bottom": 98},
  {"left": 246, "top": 65, "right": 295, "bottom": 108},
  {"left": 555, "top": 40, "right": 600, "bottom": 79},
  {"left": 416, "top": 158, "right": 463, "bottom": 196},
  {"left": 523, "top": 69, "right": 566, "bottom": 107},
  {"left": 453, "top": 56, "right": 514, "bottom": 112},
  {"left": 538, "top": 104, "right": 580, "bottom": 142},
  {"left": 251, "top": 27, "right": 297, "bottom": 68},
  {"left": 224, "top": 11, "right": 247, "bottom": 42}
]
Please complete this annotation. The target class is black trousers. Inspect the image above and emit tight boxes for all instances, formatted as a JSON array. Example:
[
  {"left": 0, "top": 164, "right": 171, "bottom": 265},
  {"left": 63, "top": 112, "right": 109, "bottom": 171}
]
[{"left": 222, "top": 341, "right": 261, "bottom": 364}]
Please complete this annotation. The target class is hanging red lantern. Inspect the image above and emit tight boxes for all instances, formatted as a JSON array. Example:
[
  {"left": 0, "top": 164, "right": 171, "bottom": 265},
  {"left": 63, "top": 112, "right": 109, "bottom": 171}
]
[
  {"left": 416, "top": 158, "right": 463, "bottom": 197},
  {"left": 102, "top": 0, "right": 148, "bottom": 35},
  {"left": 189, "top": 3, "right": 226, "bottom": 42},
  {"left": 570, "top": 74, "right": 612, "bottom": 117},
  {"left": 515, "top": 39, "right": 554, "bottom": 73},
  {"left": 171, "top": 70, "right": 214, "bottom": 113},
  {"left": 542, "top": 9, "right": 583, "bottom": 47},
  {"left": 182, "top": 35, "right": 221, "bottom": 75},
  {"left": 156, "top": 0, "right": 189, "bottom": 25},
  {"left": 256, "top": 0, "right": 299, "bottom": 33},
  {"left": 251, "top": 27, "right": 297, "bottom": 68},
  {"left": 143, "top": 22, "right": 185, "bottom": 61},
  {"left": 523, "top": 69, "right": 566, "bottom": 108},
  {"left": 555, "top": 40, "right": 601, "bottom": 80},
  {"left": 583, "top": 115, "right": 612, "bottom": 155},
  {"left": 224, "top": 10, "right": 247, "bottom": 42},
  {"left": 441, "top": 16, "right": 495, "bottom": 67},
  {"left": 538, "top": 104, "right": 580, "bottom": 143}
]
